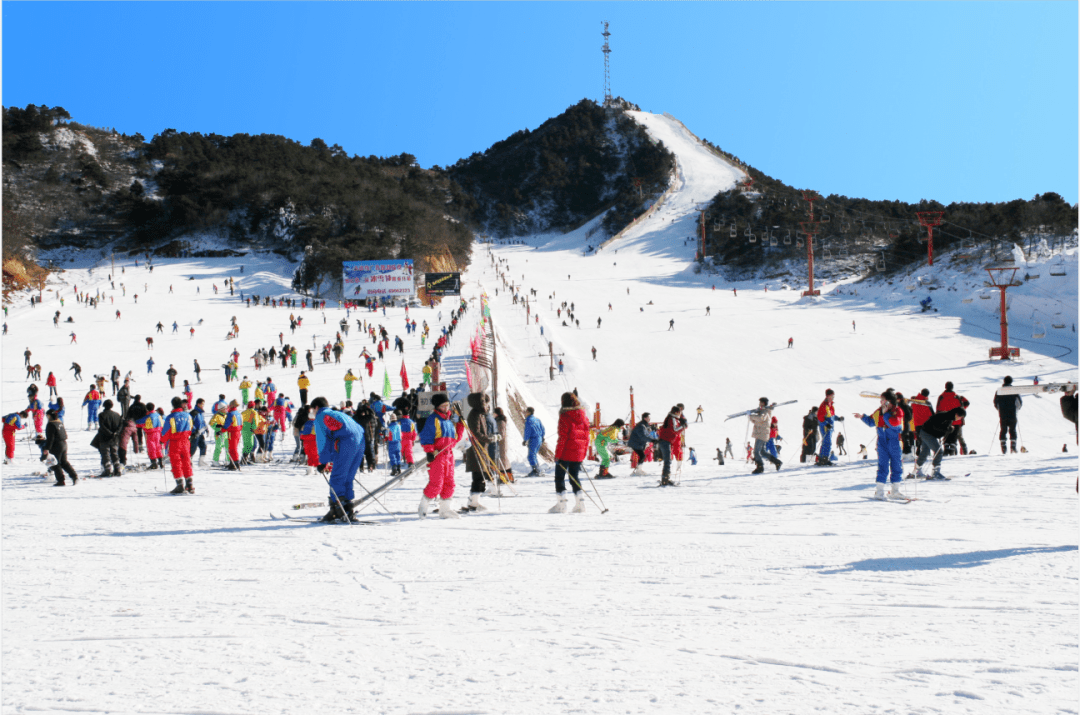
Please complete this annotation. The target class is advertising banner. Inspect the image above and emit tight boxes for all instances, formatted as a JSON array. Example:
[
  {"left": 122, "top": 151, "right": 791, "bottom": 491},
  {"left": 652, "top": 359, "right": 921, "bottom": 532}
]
[
  {"left": 342, "top": 260, "right": 415, "bottom": 299},
  {"left": 424, "top": 272, "right": 461, "bottom": 296}
]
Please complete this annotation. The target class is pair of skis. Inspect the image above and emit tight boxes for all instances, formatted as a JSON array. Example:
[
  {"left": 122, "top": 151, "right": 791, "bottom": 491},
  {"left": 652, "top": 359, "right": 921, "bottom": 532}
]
[{"left": 725, "top": 400, "right": 798, "bottom": 422}]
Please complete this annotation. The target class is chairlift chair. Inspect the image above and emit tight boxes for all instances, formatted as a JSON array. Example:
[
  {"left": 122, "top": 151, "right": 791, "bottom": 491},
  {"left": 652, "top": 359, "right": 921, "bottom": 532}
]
[
  {"left": 784, "top": 230, "right": 792, "bottom": 245},
  {"left": 730, "top": 223, "right": 737, "bottom": 239},
  {"left": 1049, "top": 256, "right": 1067, "bottom": 276},
  {"left": 876, "top": 252, "right": 886, "bottom": 271},
  {"left": 746, "top": 227, "right": 756, "bottom": 244}
]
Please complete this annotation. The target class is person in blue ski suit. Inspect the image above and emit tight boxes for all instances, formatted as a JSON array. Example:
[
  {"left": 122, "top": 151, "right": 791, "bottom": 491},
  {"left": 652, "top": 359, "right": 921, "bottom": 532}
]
[
  {"left": 855, "top": 389, "right": 907, "bottom": 499},
  {"left": 522, "top": 407, "right": 545, "bottom": 477},
  {"left": 311, "top": 396, "right": 365, "bottom": 521},
  {"left": 189, "top": 399, "right": 209, "bottom": 466},
  {"left": 816, "top": 389, "right": 843, "bottom": 466},
  {"left": 82, "top": 388, "right": 103, "bottom": 431},
  {"left": 385, "top": 413, "right": 403, "bottom": 476}
]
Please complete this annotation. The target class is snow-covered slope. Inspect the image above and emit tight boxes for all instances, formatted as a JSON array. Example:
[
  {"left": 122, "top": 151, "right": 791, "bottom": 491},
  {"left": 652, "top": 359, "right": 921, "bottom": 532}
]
[{"left": 1, "top": 111, "right": 1076, "bottom": 714}]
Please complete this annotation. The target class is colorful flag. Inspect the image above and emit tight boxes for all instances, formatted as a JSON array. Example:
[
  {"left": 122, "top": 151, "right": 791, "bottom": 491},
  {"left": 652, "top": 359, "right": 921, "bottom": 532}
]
[
  {"left": 382, "top": 368, "right": 392, "bottom": 399},
  {"left": 399, "top": 360, "right": 410, "bottom": 390}
]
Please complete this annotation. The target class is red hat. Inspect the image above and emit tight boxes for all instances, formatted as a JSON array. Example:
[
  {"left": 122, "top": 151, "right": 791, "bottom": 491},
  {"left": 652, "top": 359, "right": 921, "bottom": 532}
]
[
  {"left": 771, "top": 417, "right": 777, "bottom": 423},
  {"left": 247, "top": 401, "right": 255, "bottom": 408}
]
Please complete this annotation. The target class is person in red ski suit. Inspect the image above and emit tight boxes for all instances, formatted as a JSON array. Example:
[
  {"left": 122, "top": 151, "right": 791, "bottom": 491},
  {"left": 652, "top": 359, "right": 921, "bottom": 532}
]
[
  {"left": 138, "top": 404, "right": 164, "bottom": 469},
  {"left": 221, "top": 401, "right": 244, "bottom": 469},
  {"left": 162, "top": 398, "right": 194, "bottom": 493},
  {"left": 398, "top": 413, "right": 417, "bottom": 465},
  {"left": 418, "top": 394, "right": 465, "bottom": 517},
  {"left": 3, "top": 411, "right": 28, "bottom": 462},
  {"left": 551, "top": 391, "right": 592, "bottom": 512}
]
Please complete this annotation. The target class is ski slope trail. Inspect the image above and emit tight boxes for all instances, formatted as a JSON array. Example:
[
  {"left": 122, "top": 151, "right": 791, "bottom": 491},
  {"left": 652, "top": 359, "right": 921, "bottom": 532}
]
[{"left": 2, "top": 108, "right": 1077, "bottom": 713}]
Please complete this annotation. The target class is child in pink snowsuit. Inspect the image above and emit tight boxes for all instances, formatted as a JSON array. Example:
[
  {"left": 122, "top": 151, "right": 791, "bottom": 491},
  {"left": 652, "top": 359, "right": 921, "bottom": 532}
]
[{"left": 419, "top": 396, "right": 464, "bottom": 501}]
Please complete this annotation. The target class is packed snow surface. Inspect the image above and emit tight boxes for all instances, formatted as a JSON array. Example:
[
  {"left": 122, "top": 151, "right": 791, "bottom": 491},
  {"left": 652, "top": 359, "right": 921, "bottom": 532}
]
[{"left": 3, "top": 111, "right": 1077, "bottom": 714}]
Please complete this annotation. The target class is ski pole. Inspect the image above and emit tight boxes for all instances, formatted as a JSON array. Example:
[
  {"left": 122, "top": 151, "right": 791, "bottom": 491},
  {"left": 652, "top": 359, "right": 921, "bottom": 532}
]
[
  {"left": 353, "top": 475, "right": 399, "bottom": 522},
  {"left": 318, "top": 467, "right": 353, "bottom": 526},
  {"left": 566, "top": 462, "right": 608, "bottom": 514}
]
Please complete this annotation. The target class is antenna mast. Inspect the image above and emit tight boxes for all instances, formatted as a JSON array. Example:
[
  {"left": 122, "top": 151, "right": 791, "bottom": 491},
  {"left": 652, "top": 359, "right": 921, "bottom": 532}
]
[{"left": 601, "top": 21, "right": 612, "bottom": 107}]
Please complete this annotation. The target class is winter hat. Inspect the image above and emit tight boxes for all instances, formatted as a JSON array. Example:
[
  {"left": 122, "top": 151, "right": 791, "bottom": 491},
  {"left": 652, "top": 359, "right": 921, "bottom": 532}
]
[
  {"left": 825, "top": 389, "right": 835, "bottom": 396},
  {"left": 1003, "top": 376, "right": 1013, "bottom": 386},
  {"left": 945, "top": 381, "right": 954, "bottom": 391},
  {"left": 247, "top": 401, "right": 255, "bottom": 408},
  {"left": 431, "top": 394, "right": 450, "bottom": 409},
  {"left": 771, "top": 417, "right": 778, "bottom": 424}
]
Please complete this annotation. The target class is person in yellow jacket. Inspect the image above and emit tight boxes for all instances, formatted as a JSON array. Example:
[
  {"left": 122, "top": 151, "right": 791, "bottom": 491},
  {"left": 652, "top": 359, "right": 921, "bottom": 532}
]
[
  {"left": 422, "top": 363, "right": 432, "bottom": 386},
  {"left": 209, "top": 409, "right": 228, "bottom": 464},
  {"left": 254, "top": 381, "right": 265, "bottom": 405},
  {"left": 239, "top": 377, "right": 253, "bottom": 405},
  {"left": 344, "top": 369, "right": 360, "bottom": 400},
  {"left": 594, "top": 419, "right": 625, "bottom": 478},
  {"left": 297, "top": 371, "right": 311, "bottom": 407},
  {"left": 241, "top": 402, "right": 262, "bottom": 463}
]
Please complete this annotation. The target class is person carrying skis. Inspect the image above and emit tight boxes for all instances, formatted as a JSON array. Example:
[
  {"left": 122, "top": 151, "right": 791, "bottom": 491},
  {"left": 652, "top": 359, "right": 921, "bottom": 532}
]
[
  {"left": 3, "top": 411, "right": 28, "bottom": 464},
  {"left": 162, "top": 397, "right": 195, "bottom": 494},
  {"left": 854, "top": 389, "right": 907, "bottom": 500},
  {"left": 311, "top": 396, "right": 366, "bottom": 523},
  {"left": 913, "top": 406, "right": 966, "bottom": 480},
  {"left": 522, "top": 407, "right": 546, "bottom": 477},
  {"left": 550, "top": 392, "right": 592, "bottom": 511},
  {"left": 993, "top": 376, "right": 1022, "bottom": 454},
  {"left": 594, "top": 419, "right": 625, "bottom": 478},
  {"left": 464, "top": 392, "right": 495, "bottom": 512},
  {"left": 816, "top": 389, "right": 843, "bottom": 466},
  {"left": 138, "top": 402, "right": 164, "bottom": 470},
  {"left": 749, "top": 399, "right": 782, "bottom": 474},
  {"left": 418, "top": 393, "right": 466, "bottom": 519}
]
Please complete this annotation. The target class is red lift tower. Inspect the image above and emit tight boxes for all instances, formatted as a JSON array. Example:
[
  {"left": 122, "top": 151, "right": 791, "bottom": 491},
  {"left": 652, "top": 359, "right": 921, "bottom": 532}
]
[
  {"left": 801, "top": 191, "right": 822, "bottom": 296},
  {"left": 985, "top": 267, "right": 1021, "bottom": 360},
  {"left": 916, "top": 211, "right": 944, "bottom": 266}
]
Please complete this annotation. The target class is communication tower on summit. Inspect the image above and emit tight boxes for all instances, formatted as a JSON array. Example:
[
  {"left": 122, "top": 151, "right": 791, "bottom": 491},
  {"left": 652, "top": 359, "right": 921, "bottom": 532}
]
[{"left": 601, "top": 22, "right": 612, "bottom": 107}]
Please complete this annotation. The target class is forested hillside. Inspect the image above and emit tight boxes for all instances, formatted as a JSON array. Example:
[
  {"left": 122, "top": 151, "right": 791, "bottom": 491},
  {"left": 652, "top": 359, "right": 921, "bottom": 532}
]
[
  {"left": 698, "top": 140, "right": 1077, "bottom": 271},
  {"left": 448, "top": 98, "right": 675, "bottom": 238},
  {"left": 2, "top": 105, "right": 476, "bottom": 295}
]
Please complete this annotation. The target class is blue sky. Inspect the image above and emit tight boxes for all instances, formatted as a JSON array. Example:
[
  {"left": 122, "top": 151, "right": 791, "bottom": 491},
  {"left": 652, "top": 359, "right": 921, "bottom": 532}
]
[{"left": 3, "top": 2, "right": 1076, "bottom": 204}]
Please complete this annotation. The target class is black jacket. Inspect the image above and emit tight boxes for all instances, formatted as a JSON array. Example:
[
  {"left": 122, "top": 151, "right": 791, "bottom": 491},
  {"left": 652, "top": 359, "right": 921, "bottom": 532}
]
[
  {"left": 43, "top": 419, "right": 68, "bottom": 456},
  {"left": 1062, "top": 394, "right": 1078, "bottom": 427},
  {"left": 127, "top": 400, "right": 148, "bottom": 424},
  {"left": 92, "top": 408, "right": 123, "bottom": 448},
  {"left": 920, "top": 409, "right": 962, "bottom": 439},
  {"left": 993, "top": 391, "right": 1022, "bottom": 421}
]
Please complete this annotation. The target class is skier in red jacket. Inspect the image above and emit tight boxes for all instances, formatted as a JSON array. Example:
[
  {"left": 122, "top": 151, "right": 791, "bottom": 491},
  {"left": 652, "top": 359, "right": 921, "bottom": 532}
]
[{"left": 550, "top": 392, "right": 592, "bottom": 513}]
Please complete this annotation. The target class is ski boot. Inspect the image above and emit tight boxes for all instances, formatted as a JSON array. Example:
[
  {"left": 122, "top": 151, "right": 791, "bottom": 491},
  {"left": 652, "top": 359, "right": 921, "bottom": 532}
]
[
  {"left": 438, "top": 498, "right": 460, "bottom": 519},
  {"left": 774, "top": 459, "right": 783, "bottom": 472},
  {"left": 571, "top": 492, "right": 586, "bottom": 513},
  {"left": 548, "top": 494, "right": 568, "bottom": 513},
  {"left": 198, "top": 455, "right": 208, "bottom": 469},
  {"left": 888, "top": 483, "right": 908, "bottom": 500},
  {"left": 418, "top": 496, "right": 433, "bottom": 518},
  {"left": 596, "top": 467, "right": 614, "bottom": 479},
  {"left": 467, "top": 493, "right": 488, "bottom": 512},
  {"left": 873, "top": 484, "right": 887, "bottom": 501},
  {"left": 751, "top": 465, "right": 765, "bottom": 475},
  {"left": 659, "top": 475, "right": 675, "bottom": 486},
  {"left": 170, "top": 479, "right": 186, "bottom": 494},
  {"left": 185, "top": 478, "right": 194, "bottom": 494},
  {"left": 321, "top": 498, "right": 345, "bottom": 523}
]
